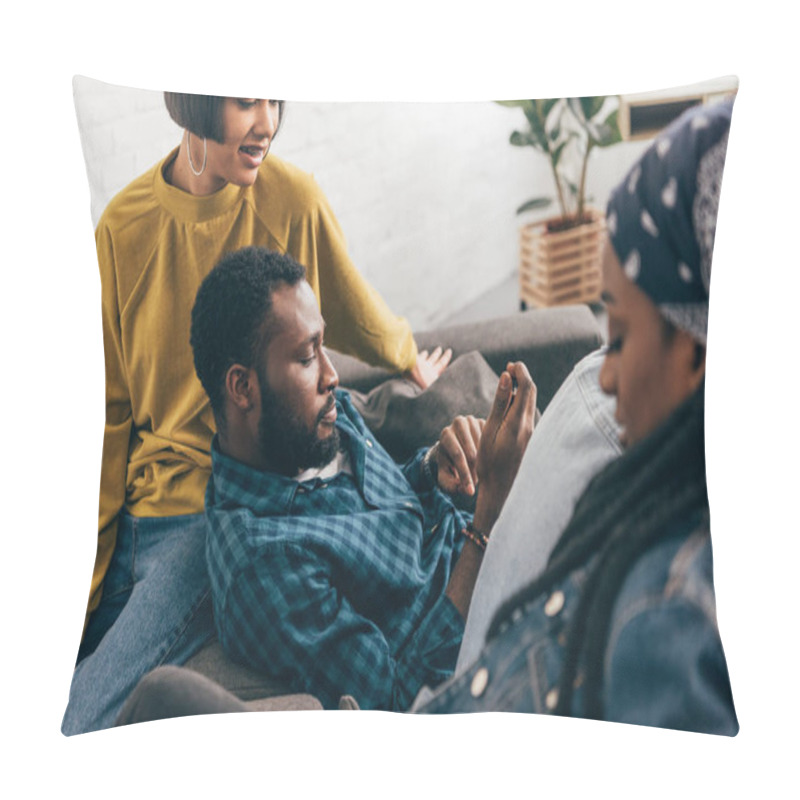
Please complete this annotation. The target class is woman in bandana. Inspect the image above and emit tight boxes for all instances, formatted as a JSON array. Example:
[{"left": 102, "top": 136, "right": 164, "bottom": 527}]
[{"left": 415, "top": 98, "right": 739, "bottom": 734}]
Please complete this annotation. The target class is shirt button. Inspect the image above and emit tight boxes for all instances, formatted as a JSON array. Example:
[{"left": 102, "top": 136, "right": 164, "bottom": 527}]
[
  {"left": 545, "top": 688, "right": 559, "bottom": 710},
  {"left": 319, "top": 483, "right": 328, "bottom": 489},
  {"left": 544, "top": 590, "right": 565, "bottom": 617},
  {"left": 470, "top": 667, "right": 489, "bottom": 698},
  {"left": 366, "top": 439, "right": 373, "bottom": 448},
  {"left": 297, "top": 487, "right": 306, "bottom": 495}
]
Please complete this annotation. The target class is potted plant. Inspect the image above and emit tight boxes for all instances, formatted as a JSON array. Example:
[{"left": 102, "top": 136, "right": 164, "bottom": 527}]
[{"left": 497, "top": 96, "right": 622, "bottom": 308}]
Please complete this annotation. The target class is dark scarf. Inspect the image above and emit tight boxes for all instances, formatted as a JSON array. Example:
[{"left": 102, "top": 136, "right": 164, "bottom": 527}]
[{"left": 485, "top": 383, "right": 708, "bottom": 720}]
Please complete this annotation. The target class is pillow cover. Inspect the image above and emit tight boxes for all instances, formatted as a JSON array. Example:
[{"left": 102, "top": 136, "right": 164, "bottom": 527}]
[{"left": 64, "top": 76, "right": 738, "bottom": 738}]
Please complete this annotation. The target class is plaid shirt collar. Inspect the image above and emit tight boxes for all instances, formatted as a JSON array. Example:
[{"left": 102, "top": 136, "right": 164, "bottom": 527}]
[{"left": 209, "top": 390, "right": 370, "bottom": 517}]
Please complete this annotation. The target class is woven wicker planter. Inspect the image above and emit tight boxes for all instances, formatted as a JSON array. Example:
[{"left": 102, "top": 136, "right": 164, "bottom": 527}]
[{"left": 519, "top": 209, "right": 605, "bottom": 308}]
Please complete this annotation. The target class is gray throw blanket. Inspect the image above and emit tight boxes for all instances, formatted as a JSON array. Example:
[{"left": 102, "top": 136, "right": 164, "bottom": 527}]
[{"left": 348, "top": 352, "right": 501, "bottom": 463}]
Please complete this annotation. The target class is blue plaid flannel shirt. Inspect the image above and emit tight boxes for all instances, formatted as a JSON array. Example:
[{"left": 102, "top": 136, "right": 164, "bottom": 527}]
[{"left": 205, "top": 390, "right": 469, "bottom": 710}]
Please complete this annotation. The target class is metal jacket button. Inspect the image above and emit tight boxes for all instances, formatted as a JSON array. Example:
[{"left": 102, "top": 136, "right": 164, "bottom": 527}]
[
  {"left": 470, "top": 667, "right": 489, "bottom": 698},
  {"left": 545, "top": 688, "right": 559, "bottom": 710},
  {"left": 544, "top": 590, "right": 565, "bottom": 617}
]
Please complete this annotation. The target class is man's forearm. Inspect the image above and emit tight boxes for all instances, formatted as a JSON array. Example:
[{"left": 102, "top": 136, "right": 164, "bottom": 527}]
[
  {"left": 445, "top": 538, "right": 484, "bottom": 619},
  {"left": 443, "top": 487, "right": 502, "bottom": 619}
]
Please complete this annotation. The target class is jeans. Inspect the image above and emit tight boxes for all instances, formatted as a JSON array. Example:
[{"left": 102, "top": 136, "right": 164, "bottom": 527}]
[
  {"left": 454, "top": 349, "right": 622, "bottom": 673},
  {"left": 61, "top": 511, "right": 215, "bottom": 735}
]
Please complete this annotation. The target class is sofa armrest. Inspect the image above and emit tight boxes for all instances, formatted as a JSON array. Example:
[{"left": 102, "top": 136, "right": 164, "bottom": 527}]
[{"left": 329, "top": 305, "right": 603, "bottom": 412}]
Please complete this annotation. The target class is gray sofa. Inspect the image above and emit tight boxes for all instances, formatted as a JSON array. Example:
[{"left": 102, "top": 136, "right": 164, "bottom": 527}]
[{"left": 183, "top": 303, "right": 603, "bottom": 710}]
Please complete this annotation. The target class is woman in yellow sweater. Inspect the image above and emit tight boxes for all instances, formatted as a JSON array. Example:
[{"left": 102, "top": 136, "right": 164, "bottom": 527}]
[{"left": 62, "top": 94, "right": 451, "bottom": 734}]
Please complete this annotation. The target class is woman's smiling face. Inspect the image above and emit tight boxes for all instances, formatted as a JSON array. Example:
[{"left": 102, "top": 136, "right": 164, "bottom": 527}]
[
  {"left": 598, "top": 240, "right": 706, "bottom": 448},
  {"left": 204, "top": 98, "right": 280, "bottom": 187}
]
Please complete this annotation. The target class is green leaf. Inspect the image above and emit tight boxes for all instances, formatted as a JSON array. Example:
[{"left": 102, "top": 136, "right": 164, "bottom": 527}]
[
  {"left": 495, "top": 99, "right": 532, "bottom": 110},
  {"left": 509, "top": 130, "right": 528, "bottom": 146},
  {"left": 580, "top": 95, "right": 605, "bottom": 120},
  {"left": 525, "top": 115, "right": 550, "bottom": 151},
  {"left": 510, "top": 129, "right": 546, "bottom": 151},
  {"left": 523, "top": 104, "right": 547, "bottom": 135},
  {"left": 541, "top": 97, "right": 560, "bottom": 118},
  {"left": 568, "top": 96, "right": 599, "bottom": 125},
  {"left": 516, "top": 197, "right": 553, "bottom": 215},
  {"left": 551, "top": 139, "right": 570, "bottom": 166},
  {"left": 594, "top": 110, "right": 622, "bottom": 147}
]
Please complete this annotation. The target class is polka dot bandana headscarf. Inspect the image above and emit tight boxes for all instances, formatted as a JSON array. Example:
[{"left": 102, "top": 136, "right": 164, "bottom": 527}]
[{"left": 606, "top": 98, "right": 734, "bottom": 345}]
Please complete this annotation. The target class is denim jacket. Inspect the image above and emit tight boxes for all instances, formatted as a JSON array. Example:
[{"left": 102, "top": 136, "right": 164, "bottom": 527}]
[{"left": 415, "top": 508, "right": 738, "bottom": 736}]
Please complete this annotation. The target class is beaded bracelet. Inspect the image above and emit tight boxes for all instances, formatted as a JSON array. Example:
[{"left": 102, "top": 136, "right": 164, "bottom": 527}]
[
  {"left": 421, "top": 442, "right": 439, "bottom": 487},
  {"left": 462, "top": 522, "right": 490, "bottom": 551}
]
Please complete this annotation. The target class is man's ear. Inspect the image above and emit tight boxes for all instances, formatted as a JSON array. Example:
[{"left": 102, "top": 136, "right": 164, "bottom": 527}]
[{"left": 225, "top": 364, "right": 259, "bottom": 413}]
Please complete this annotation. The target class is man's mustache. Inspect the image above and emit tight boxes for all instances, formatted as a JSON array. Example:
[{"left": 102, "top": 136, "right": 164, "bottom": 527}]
[{"left": 317, "top": 394, "right": 336, "bottom": 423}]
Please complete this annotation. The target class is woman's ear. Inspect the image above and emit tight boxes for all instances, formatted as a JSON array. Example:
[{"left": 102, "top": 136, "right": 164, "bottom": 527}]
[
  {"left": 693, "top": 342, "right": 706, "bottom": 375},
  {"left": 225, "top": 364, "right": 258, "bottom": 413},
  {"left": 675, "top": 331, "right": 706, "bottom": 393}
]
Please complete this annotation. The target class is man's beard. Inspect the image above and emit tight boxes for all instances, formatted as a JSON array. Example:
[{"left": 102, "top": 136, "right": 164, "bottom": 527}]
[{"left": 257, "top": 383, "right": 341, "bottom": 477}]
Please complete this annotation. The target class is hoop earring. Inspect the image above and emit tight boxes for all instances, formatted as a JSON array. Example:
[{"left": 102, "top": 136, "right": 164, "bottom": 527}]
[{"left": 186, "top": 131, "right": 207, "bottom": 177}]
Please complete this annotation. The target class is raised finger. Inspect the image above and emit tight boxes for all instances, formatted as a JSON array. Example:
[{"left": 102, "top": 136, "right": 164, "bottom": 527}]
[
  {"left": 440, "top": 425, "right": 474, "bottom": 494},
  {"left": 436, "top": 348, "right": 453, "bottom": 369},
  {"left": 506, "top": 362, "right": 534, "bottom": 405},
  {"left": 505, "top": 362, "right": 537, "bottom": 431},
  {"left": 467, "top": 416, "right": 483, "bottom": 484},
  {"left": 454, "top": 416, "right": 480, "bottom": 468},
  {"left": 486, "top": 370, "right": 513, "bottom": 437}
]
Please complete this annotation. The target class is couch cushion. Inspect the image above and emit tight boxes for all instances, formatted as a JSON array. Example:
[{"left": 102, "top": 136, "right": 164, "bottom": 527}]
[
  {"left": 349, "top": 351, "right": 500, "bottom": 462},
  {"left": 184, "top": 639, "right": 296, "bottom": 702},
  {"left": 244, "top": 694, "right": 322, "bottom": 712}
]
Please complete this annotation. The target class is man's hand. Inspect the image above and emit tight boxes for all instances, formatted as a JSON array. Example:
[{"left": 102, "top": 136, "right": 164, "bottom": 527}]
[
  {"left": 434, "top": 415, "right": 485, "bottom": 497},
  {"left": 407, "top": 346, "right": 452, "bottom": 390},
  {"left": 472, "top": 362, "right": 536, "bottom": 535},
  {"left": 443, "top": 366, "right": 535, "bottom": 619}
]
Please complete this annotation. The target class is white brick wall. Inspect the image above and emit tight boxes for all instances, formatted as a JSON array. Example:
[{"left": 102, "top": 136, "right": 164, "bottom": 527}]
[{"left": 73, "top": 76, "right": 643, "bottom": 329}]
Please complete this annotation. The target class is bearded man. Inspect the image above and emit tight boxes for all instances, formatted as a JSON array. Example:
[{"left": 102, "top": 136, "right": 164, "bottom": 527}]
[{"left": 188, "top": 246, "right": 535, "bottom": 711}]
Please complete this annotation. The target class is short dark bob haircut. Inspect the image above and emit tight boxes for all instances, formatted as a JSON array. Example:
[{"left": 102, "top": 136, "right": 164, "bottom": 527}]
[{"left": 164, "top": 93, "right": 285, "bottom": 144}]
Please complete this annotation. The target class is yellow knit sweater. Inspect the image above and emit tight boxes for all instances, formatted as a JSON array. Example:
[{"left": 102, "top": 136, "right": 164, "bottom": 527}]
[{"left": 88, "top": 149, "right": 416, "bottom": 626}]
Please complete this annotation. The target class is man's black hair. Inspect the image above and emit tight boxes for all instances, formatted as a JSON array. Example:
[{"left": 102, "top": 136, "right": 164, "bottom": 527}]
[{"left": 190, "top": 246, "right": 306, "bottom": 428}]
